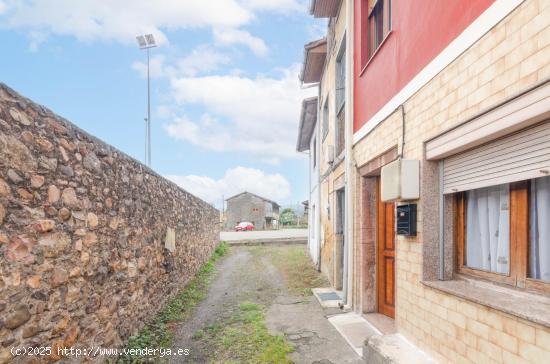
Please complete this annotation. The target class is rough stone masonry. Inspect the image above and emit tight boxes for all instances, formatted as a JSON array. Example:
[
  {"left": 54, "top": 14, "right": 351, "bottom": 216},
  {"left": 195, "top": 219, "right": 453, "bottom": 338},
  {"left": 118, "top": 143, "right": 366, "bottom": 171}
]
[{"left": 0, "top": 83, "right": 220, "bottom": 363}]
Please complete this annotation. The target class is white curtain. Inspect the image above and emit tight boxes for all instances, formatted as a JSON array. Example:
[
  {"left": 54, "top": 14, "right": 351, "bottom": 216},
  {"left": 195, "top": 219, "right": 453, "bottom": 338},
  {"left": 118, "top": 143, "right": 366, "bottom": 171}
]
[
  {"left": 530, "top": 176, "right": 550, "bottom": 281},
  {"left": 466, "top": 184, "right": 510, "bottom": 274}
]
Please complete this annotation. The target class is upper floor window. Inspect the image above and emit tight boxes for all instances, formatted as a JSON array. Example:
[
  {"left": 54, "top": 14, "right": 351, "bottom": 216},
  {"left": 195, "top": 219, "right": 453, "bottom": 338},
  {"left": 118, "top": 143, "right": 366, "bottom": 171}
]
[
  {"left": 335, "top": 38, "right": 346, "bottom": 115},
  {"left": 366, "top": 0, "right": 391, "bottom": 62},
  {"left": 335, "top": 38, "right": 346, "bottom": 157},
  {"left": 456, "top": 176, "right": 550, "bottom": 292},
  {"left": 313, "top": 138, "right": 317, "bottom": 168},
  {"left": 335, "top": 107, "right": 345, "bottom": 157},
  {"left": 322, "top": 96, "right": 329, "bottom": 140}
]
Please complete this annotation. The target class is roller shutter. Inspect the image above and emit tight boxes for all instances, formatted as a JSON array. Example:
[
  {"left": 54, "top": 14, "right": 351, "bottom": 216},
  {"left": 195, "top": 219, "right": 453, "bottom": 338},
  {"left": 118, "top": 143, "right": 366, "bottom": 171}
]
[{"left": 443, "top": 120, "right": 550, "bottom": 194}]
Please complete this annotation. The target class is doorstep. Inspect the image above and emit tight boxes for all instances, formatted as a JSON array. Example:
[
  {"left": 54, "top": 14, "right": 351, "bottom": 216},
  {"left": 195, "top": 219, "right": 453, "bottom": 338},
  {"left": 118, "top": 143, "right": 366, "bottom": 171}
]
[
  {"left": 327, "top": 312, "right": 380, "bottom": 356},
  {"left": 363, "top": 334, "right": 437, "bottom": 364},
  {"left": 312, "top": 287, "right": 344, "bottom": 308},
  {"left": 362, "top": 313, "right": 397, "bottom": 335},
  {"left": 312, "top": 290, "right": 435, "bottom": 362}
]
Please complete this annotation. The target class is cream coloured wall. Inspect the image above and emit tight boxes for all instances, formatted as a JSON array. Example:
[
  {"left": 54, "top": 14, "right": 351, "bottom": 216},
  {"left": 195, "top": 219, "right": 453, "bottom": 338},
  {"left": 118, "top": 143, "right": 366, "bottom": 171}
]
[
  {"left": 352, "top": 1, "right": 550, "bottom": 362},
  {"left": 318, "top": 0, "right": 349, "bottom": 286}
]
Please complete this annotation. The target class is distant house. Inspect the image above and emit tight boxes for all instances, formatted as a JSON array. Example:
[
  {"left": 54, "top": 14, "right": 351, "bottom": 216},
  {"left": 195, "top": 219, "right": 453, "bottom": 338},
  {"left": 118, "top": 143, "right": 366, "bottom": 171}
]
[{"left": 225, "top": 192, "right": 280, "bottom": 230}]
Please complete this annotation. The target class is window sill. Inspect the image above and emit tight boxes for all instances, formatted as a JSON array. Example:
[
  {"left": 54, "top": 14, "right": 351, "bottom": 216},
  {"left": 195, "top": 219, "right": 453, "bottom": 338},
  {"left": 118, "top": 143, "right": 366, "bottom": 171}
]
[
  {"left": 333, "top": 153, "right": 345, "bottom": 168},
  {"left": 360, "top": 31, "right": 393, "bottom": 77},
  {"left": 421, "top": 277, "right": 550, "bottom": 328}
]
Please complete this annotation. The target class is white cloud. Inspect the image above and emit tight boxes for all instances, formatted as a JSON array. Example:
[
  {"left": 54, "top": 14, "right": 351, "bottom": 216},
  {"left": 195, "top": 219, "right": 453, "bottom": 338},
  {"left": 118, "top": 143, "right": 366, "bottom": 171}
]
[
  {"left": 213, "top": 27, "right": 268, "bottom": 56},
  {"left": 0, "top": 0, "right": 304, "bottom": 49},
  {"left": 164, "top": 64, "right": 315, "bottom": 162},
  {"left": 28, "top": 30, "right": 47, "bottom": 52},
  {"left": 167, "top": 166, "right": 291, "bottom": 206},
  {"left": 165, "top": 114, "right": 231, "bottom": 152},
  {"left": 240, "top": 0, "right": 306, "bottom": 13},
  {"left": 132, "top": 45, "right": 232, "bottom": 79},
  {"left": 177, "top": 45, "right": 232, "bottom": 76},
  {"left": 0, "top": 0, "right": 252, "bottom": 45},
  {"left": 131, "top": 54, "right": 170, "bottom": 79},
  {"left": 307, "top": 20, "right": 328, "bottom": 39}
]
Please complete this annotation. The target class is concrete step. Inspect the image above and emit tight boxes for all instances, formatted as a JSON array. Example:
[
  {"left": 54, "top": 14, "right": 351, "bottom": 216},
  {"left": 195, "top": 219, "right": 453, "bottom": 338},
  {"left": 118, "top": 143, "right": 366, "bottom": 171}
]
[
  {"left": 327, "top": 312, "right": 380, "bottom": 356},
  {"left": 363, "top": 334, "right": 437, "bottom": 364}
]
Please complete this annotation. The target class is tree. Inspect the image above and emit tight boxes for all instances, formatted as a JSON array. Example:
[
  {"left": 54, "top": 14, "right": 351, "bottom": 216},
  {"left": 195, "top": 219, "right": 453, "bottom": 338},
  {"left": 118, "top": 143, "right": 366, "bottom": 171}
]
[{"left": 279, "top": 208, "right": 296, "bottom": 226}]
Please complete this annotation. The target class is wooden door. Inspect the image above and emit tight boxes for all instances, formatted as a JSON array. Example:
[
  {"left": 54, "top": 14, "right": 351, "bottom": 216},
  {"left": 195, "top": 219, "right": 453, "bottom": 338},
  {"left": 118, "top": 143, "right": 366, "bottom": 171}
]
[{"left": 377, "top": 178, "right": 395, "bottom": 318}]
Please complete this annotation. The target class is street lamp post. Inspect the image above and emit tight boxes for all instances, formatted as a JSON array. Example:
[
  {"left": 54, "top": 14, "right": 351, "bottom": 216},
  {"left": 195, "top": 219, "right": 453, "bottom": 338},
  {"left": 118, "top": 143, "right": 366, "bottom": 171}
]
[{"left": 136, "top": 34, "right": 157, "bottom": 167}]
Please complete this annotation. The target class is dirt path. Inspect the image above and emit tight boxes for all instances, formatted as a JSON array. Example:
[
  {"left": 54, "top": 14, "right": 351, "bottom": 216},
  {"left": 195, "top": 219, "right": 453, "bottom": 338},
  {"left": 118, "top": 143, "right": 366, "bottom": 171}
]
[{"left": 169, "top": 244, "right": 362, "bottom": 364}]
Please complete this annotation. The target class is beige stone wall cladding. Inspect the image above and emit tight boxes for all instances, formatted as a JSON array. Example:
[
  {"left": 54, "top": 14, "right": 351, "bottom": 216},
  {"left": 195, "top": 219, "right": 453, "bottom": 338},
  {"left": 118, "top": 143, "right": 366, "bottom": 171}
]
[
  {"left": 319, "top": 162, "right": 346, "bottom": 286},
  {"left": 353, "top": 1, "right": 550, "bottom": 363},
  {"left": 0, "top": 84, "right": 219, "bottom": 362},
  {"left": 318, "top": 0, "right": 348, "bottom": 286},
  {"left": 319, "top": 179, "right": 334, "bottom": 283}
]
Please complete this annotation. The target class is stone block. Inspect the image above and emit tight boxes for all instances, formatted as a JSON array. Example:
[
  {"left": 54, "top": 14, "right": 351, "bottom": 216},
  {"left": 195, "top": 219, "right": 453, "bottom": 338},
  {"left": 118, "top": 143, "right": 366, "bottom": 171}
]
[{"left": 363, "top": 334, "right": 437, "bottom": 364}]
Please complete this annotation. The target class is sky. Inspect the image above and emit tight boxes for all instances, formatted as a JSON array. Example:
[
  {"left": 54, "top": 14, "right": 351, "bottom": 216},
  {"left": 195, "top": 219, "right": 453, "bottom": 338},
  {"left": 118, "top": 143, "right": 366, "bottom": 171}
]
[{"left": 0, "top": 0, "right": 324, "bottom": 208}]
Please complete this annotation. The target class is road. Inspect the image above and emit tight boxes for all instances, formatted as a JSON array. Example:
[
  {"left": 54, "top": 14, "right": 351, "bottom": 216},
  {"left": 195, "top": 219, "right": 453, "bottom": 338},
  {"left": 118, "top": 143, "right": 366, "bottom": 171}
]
[
  {"left": 170, "top": 244, "right": 362, "bottom": 363},
  {"left": 220, "top": 228, "right": 308, "bottom": 242}
]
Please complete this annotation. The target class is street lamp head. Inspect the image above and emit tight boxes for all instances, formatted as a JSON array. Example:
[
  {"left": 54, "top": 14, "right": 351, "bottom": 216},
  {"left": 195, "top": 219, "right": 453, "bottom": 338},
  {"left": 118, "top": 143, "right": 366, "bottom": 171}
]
[
  {"left": 136, "top": 35, "right": 147, "bottom": 48},
  {"left": 136, "top": 34, "right": 157, "bottom": 49},
  {"left": 145, "top": 34, "right": 156, "bottom": 47}
]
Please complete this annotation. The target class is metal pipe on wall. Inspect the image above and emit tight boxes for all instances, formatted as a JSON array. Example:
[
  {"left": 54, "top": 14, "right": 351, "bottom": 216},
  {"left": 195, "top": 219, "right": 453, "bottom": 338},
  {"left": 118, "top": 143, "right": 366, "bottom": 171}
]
[
  {"left": 343, "top": 0, "right": 355, "bottom": 308},
  {"left": 317, "top": 75, "right": 323, "bottom": 272},
  {"left": 439, "top": 160, "right": 445, "bottom": 281}
]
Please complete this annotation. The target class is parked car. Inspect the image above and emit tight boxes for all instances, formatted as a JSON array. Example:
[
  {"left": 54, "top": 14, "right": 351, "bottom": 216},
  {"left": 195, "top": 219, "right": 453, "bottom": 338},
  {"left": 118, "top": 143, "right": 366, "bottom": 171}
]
[{"left": 235, "top": 222, "right": 254, "bottom": 231}]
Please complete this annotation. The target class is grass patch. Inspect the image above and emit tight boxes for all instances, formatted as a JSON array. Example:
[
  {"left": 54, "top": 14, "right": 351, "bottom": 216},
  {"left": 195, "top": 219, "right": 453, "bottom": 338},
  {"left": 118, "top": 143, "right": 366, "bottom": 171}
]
[
  {"left": 260, "top": 246, "right": 328, "bottom": 297},
  {"left": 118, "top": 242, "right": 229, "bottom": 363},
  {"left": 196, "top": 301, "right": 293, "bottom": 363}
]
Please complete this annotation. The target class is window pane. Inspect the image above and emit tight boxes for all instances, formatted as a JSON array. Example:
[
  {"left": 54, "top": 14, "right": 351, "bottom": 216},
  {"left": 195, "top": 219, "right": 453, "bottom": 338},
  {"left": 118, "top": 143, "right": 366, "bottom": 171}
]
[
  {"left": 465, "top": 184, "right": 510, "bottom": 274},
  {"left": 335, "top": 46, "right": 346, "bottom": 113},
  {"left": 529, "top": 176, "right": 550, "bottom": 281},
  {"left": 375, "top": 4, "right": 384, "bottom": 47},
  {"left": 368, "top": 16, "right": 375, "bottom": 59},
  {"left": 383, "top": 0, "right": 391, "bottom": 34},
  {"left": 322, "top": 100, "right": 329, "bottom": 139},
  {"left": 336, "top": 109, "right": 345, "bottom": 156}
]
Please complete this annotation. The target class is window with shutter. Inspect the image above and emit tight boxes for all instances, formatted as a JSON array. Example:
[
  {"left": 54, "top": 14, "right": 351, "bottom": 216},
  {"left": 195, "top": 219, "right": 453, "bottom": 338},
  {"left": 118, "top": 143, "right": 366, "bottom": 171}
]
[{"left": 456, "top": 176, "right": 550, "bottom": 294}]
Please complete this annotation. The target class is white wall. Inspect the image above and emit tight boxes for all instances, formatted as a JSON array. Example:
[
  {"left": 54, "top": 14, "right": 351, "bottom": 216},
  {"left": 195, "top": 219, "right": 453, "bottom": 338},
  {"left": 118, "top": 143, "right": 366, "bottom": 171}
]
[{"left": 308, "top": 122, "right": 321, "bottom": 265}]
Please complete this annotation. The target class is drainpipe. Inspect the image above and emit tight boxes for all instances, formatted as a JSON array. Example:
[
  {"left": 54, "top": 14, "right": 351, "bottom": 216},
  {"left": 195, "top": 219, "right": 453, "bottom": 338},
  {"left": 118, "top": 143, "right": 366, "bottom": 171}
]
[
  {"left": 317, "top": 80, "right": 323, "bottom": 272},
  {"left": 439, "top": 161, "right": 445, "bottom": 281},
  {"left": 343, "top": 0, "right": 354, "bottom": 308},
  {"left": 307, "top": 148, "right": 312, "bottom": 260}
]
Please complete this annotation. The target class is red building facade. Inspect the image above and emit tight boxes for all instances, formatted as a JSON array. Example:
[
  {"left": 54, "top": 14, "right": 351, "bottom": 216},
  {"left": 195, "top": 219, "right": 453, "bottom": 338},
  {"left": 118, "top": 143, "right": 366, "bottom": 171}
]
[{"left": 354, "top": 0, "right": 494, "bottom": 133}]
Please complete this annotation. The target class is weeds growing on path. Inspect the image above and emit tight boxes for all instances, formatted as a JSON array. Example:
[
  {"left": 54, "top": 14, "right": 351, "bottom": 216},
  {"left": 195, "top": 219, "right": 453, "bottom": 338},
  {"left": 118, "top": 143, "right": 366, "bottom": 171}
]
[
  {"left": 118, "top": 242, "right": 229, "bottom": 363},
  {"left": 253, "top": 245, "right": 329, "bottom": 297},
  {"left": 193, "top": 301, "right": 293, "bottom": 364}
]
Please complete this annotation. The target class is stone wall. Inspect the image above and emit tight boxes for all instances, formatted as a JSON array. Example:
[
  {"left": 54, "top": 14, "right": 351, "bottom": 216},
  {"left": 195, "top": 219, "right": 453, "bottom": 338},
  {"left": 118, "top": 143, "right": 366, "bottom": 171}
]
[{"left": 0, "top": 83, "right": 220, "bottom": 362}]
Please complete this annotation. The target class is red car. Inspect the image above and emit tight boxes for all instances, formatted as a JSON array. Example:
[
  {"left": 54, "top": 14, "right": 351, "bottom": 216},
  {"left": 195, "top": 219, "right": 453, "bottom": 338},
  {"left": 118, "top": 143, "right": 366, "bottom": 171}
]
[{"left": 235, "top": 222, "right": 254, "bottom": 231}]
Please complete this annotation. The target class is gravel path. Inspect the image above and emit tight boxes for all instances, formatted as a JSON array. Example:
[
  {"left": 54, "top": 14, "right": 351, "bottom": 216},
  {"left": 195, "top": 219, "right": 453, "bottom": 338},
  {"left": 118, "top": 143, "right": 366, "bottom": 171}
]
[{"left": 169, "top": 244, "right": 362, "bottom": 364}]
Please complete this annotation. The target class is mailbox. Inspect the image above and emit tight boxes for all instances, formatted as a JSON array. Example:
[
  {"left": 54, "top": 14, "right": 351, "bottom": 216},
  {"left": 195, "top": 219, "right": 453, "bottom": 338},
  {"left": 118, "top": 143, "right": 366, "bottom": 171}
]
[{"left": 396, "top": 204, "right": 417, "bottom": 236}]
